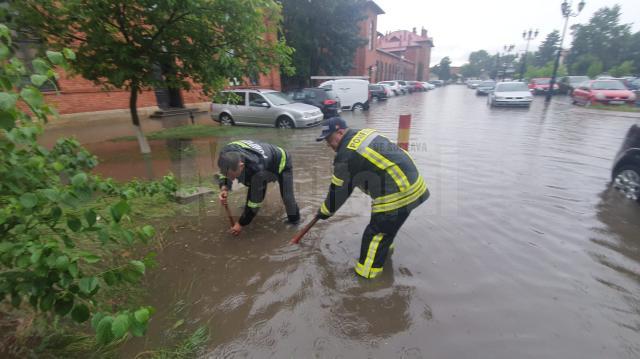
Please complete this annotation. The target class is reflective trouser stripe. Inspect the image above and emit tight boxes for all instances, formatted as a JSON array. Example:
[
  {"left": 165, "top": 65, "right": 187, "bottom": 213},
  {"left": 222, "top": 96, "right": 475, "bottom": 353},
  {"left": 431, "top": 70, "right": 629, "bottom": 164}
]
[
  {"left": 278, "top": 147, "right": 286, "bottom": 174},
  {"left": 355, "top": 233, "right": 384, "bottom": 278},
  {"left": 229, "top": 141, "right": 250, "bottom": 148},
  {"left": 320, "top": 202, "right": 332, "bottom": 216},
  {"left": 331, "top": 175, "right": 344, "bottom": 186},
  {"left": 247, "top": 201, "right": 262, "bottom": 208}
]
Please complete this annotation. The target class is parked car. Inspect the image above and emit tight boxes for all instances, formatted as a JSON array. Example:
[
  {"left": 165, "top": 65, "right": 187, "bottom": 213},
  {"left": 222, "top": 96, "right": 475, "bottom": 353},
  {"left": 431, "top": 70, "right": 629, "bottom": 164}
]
[
  {"left": 289, "top": 88, "right": 341, "bottom": 117},
  {"left": 629, "top": 78, "right": 640, "bottom": 91},
  {"left": 396, "top": 80, "right": 412, "bottom": 93},
  {"left": 475, "top": 80, "right": 496, "bottom": 95},
  {"left": 487, "top": 81, "right": 533, "bottom": 107},
  {"left": 368, "top": 84, "right": 389, "bottom": 101},
  {"left": 379, "top": 83, "right": 396, "bottom": 96},
  {"left": 611, "top": 124, "right": 640, "bottom": 202},
  {"left": 558, "top": 76, "right": 590, "bottom": 95},
  {"left": 528, "top": 78, "right": 559, "bottom": 95},
  {"left": 571, "top": 80, "right": 637, "bottom": 106},
  {"left": 421, "top": 81, "right": 436, "bottom": 90},
  {"left": 210, "top": 89, "right": 323, "bottom": 128},
  {"left": 406, "top": 81, "right": 425, "bottom": 92},
  {"left": 378, "top": 81, "right": 403, "bottom": 95},
  {"left": 466, "top": 80, "right": 482, "bottom": 89},
  {"left": 429, "top": 80, "right": 444, "bottom": 87},
  {"left": 318, "top": 79, "right": 370, "bottom": 111}
]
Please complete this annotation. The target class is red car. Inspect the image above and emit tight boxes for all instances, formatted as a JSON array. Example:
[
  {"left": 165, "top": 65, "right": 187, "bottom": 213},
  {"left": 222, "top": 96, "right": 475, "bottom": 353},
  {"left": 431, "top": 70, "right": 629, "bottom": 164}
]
[
  {"left": 571, "top": 80, "right": 637, "bottom": 106},
  {"left": 528, "top": 78, "right": 559, "bottom": 95}
]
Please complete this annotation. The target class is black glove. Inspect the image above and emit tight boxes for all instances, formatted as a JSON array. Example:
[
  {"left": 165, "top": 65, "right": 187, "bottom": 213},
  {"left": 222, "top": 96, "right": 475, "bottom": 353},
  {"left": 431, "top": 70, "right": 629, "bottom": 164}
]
[{"left": 317, "top": 210, "right": 331, "bottom": 220}]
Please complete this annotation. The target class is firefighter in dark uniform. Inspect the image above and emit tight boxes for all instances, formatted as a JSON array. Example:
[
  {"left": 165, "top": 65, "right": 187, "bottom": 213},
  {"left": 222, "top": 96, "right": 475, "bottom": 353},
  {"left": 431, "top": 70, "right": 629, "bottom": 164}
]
[
  {"left": 316, "top": 117, "right": 429, "bottom": 279},
  {"left": 217, "top": 140, "right": 300, "bottom": 236}
]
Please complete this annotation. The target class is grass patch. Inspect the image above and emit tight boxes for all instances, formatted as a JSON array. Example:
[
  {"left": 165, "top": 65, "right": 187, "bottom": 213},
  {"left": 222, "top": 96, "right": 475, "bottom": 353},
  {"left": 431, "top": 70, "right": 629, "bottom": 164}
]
[
  {"left": 110, "top": 124, "right": 258, "bottom": 142},
  {"left": 590, "top": 104, "right": 640, "bottom": 113}
]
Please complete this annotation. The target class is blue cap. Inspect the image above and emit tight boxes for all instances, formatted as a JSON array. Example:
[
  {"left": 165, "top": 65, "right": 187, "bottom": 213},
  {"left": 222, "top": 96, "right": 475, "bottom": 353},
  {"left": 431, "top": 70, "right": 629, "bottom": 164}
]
[{"left": 316, "top": 116, "right": 347, "bottom": 141}]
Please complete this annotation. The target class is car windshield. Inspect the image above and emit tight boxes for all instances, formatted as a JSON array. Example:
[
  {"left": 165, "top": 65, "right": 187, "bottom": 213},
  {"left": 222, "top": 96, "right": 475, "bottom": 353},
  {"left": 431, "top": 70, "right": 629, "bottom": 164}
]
[
  {"left": 263, "top": 92, "right": 294, "bottom": 105},
  {"left": 534, "top": 78, "right": 550, "bottom": 85},
  {"left": 479, "top": 81, "right": 495, "bottom": 87},
  {"left": 496, "top": 83, "right": 529, "bottom": 92},
  {"left": 569, "top": 76, "right": 589, "bottom": 84},
  {"left": 592, "top": 80, "right": 626, "bottom": 90},
  {"left": 369, "top": 85, "right": 382, "bottom": 90}
]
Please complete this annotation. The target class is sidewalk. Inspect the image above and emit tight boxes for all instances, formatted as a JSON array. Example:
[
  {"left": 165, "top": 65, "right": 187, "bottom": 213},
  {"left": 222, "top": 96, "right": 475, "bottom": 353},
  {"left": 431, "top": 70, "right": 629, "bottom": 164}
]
[{"left": 552, "top": 99, "right": 640, "bottom": 119}]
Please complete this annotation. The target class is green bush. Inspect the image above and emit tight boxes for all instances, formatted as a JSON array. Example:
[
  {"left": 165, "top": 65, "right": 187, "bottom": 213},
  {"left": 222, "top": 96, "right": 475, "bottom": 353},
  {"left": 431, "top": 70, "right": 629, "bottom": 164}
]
[{"left": 0, "top": 23, "right": 176, "bottom": 345}]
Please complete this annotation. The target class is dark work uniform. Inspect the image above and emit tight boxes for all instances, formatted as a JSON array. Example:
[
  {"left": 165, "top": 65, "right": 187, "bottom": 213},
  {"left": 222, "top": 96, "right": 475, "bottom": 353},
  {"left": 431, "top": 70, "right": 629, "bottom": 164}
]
[
  {"left": 319, "top": 129, "right": 429, "bottom": 279},
  {"left": 217, "top": 140, "right": 299, "bottom": 226}
]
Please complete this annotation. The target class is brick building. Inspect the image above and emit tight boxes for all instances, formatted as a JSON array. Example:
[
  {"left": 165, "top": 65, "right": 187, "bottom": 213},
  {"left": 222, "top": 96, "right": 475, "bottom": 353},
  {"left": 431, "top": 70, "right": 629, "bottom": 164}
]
[{"left": 349, "top": 1, "right": 434, "bottom": 82}]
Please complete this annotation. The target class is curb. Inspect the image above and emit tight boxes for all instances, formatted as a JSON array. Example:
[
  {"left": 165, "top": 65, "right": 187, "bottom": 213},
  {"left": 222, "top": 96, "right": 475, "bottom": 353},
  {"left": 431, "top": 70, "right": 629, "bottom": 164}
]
[{"left": 551, "top": 99, "right": 640, "bottom": 119}]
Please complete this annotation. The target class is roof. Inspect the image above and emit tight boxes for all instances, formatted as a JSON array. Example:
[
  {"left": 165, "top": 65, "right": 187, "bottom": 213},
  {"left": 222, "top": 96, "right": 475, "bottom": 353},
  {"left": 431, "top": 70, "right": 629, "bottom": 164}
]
[{"left": 378, "top": 30, "right": 434, "bottom": 50}]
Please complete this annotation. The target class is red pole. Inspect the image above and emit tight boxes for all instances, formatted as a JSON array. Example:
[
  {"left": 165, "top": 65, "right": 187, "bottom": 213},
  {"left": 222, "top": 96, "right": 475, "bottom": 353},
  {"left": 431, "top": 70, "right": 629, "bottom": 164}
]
[{"left": 398, "top": 114, "right": 411, "bottom": 150}]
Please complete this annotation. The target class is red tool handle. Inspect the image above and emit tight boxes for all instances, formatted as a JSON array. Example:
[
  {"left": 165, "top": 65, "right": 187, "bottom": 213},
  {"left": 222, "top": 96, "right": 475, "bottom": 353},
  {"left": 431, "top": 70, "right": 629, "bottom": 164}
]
[{"left": 290, "top": 216, "right": 320, "bottom": 244}]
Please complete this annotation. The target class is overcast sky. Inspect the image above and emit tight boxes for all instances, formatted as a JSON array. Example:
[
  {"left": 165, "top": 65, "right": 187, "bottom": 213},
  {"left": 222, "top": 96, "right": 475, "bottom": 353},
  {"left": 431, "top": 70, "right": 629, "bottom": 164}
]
[{"left": 374, "top": 0, "right": 640, "bottom": 66}]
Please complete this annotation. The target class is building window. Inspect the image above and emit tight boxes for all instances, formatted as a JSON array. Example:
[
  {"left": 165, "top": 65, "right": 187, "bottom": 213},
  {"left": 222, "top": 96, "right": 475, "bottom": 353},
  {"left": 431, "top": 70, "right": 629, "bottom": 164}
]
[{"left": 368, "top": 22, "right": 374, "bottom": 51}]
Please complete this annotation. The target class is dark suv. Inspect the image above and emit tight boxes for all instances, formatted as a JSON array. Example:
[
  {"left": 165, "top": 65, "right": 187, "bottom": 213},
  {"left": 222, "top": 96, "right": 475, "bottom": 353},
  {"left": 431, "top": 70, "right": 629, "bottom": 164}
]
[
  {"left": 612, "top": 124, "right": 640, "bottom": 202},
  {"left": 289, "top": 88, "right": 341, "bottom": 117},
  {"left": 368, "top": 84, "right": 389, "bottom": 101}
]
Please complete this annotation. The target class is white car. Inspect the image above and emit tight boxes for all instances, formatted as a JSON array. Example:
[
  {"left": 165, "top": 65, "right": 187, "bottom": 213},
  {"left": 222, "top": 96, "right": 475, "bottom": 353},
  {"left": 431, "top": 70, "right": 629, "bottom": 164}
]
[
  {"left": 318, "top": 79, "right": 370, "bottom": 111},
  {"left": 487, "top": 82, "right": 533, "bottom": 108},
  {"left": 421, "top": 81, "right": 436, "bottom": 90},
  {"left": 377, "top": 81, "right": 404, "bottom": 96}
]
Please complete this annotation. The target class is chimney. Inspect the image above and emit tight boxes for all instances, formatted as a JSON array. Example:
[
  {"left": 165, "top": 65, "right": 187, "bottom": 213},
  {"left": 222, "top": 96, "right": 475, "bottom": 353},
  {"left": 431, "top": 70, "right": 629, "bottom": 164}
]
[
  {"left": 421, "top": 27, "right": 427, "bottom": 38},
  {"left": 412, "top": 27, "right": 416, "bottom": 34}
]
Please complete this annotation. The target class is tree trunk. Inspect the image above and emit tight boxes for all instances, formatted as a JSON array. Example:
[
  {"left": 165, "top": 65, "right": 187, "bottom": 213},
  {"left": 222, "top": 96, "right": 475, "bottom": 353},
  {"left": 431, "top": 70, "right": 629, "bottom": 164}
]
[{"left": 129, "top": 82, "right": 151, "bottom": 154}]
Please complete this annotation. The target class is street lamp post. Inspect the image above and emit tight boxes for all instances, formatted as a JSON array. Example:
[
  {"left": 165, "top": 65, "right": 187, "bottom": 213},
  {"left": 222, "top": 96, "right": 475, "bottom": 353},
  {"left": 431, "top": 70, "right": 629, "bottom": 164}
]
[
  {"left": 546, "top": 0, "right": 585, "bottom": 102},
  {"left": 519, "top": 29, "right": 539, "bottom": 81},
  {"left": 494, "top": 45, "right": 515, "bottom": 81}
]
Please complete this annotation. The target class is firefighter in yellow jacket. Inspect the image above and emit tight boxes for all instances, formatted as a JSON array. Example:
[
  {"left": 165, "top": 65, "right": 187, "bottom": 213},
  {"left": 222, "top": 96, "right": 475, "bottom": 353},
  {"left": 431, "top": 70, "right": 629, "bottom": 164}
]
[{"left": 316, "top": 117, "right": 429, "bottom": 279}]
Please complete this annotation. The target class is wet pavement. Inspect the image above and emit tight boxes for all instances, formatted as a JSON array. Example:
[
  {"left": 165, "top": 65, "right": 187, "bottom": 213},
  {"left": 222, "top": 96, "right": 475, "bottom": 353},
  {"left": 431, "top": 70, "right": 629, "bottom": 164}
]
[{"left": 56, "top": 86, "right": 640, "bottom": 358}]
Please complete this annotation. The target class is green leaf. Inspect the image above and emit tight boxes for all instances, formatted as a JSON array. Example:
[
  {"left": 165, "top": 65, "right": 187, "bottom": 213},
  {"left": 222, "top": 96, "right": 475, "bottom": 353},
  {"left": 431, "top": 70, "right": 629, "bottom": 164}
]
[
  {"left": 52, "top": 162, "right": 65, "bottom": 172},
  {"left": 63, "top": 48, "right": 76, "bottom": 61},
  {"left": 51, "top": 206, "right": 62, "bottom": 221},
  {"left": 54, "top": 296, "right": 74, "bottom": 316},
  {"left": 67, "top": 216, "right": 82, "bottom": 232},
  {"left": 129, "top": 260, "right": 145, "bottom": 275},
  {"left": 141, "top": 225, "right": 155, "bottom": 239},
  {"left": 96, "top": 316, "right": 114, "bottom": 345},
  {"left": 32, "top": 58, "right": 50, "bottom": 74},
  {"left": 71, "top": 304, "right": 90, "bottom": 323},
  {"left": 0, "top": 110, "right": 15, "bottom": 130},
  {"left": 134, "top": 308, "right": 150, "bottom": 324},
  {"left": 91, "top": 312, "right": 105, "bottom": 330},
  {"left": 55, "top": 255, "right": 70, "bottom": 270},
  {"left": 19, "top": 193, "right": 38, "bottom": 208},
  {"left": 46, "top": 51, "right": 65, "bottom": 66},
  {"left": 30, "top": 74, "right": 49, "bottom": 87},
  {"left": 68, "top": 261, "right": 79, "bottom": 278},
  {"left": 0, "top": 44, "right": 9, "bottom": 61},
  {"left": 20, "top": 87, "right": 44, "bottom": 108},
  {"left": 83, "top": 254, "right": 100, "bottom": 264},
  {"left": 39, "top": 292, "right": 55, "bottom": 311},
  {"left": 42, "top": 189, "right": 59, "bottom": 202},
  {"left": 78, "top": 276, "right": 99, "bottom": 294},
  {"left": 111, "top": 314, "right": 130, "bottom": 339},
  {"left": 84, "top": 209, "right": 97, "bottom": 227},
  {"left": 0, "top": 92, "right": 18, "bottom": 110},
  {"left": 130, "top": 320, "right": 146, "bottom": 337},
  {"left": 98, "top": 230, "right": 109, "bottom": 244},
  {"left": 110, "top": 200, "right": 130, "bottom": 223},
  {"left": 30, "top": 249, "right": 43, "bottom": 264},
  {"left": 71, "top": 172, "right": 88, "bottom": 187},
  {"left": 103, "top": 271, "right": 117, "bottom": 286}
]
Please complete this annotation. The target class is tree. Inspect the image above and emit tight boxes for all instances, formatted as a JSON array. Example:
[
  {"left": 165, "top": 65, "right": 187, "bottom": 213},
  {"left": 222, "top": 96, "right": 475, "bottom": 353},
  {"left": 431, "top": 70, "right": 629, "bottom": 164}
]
[
  {"left": 566, "top": 5, "right": 632, "bottom": 72},
  {"left": 14, "top": 0, "right": 293, "bottom": 154},
  {"left": 609, "top": 60, "right": 634, "bottom": 77},
  {"left": 587, "top": 60, "right": 604, "bottom": 78},
  {"left": 534, "top": 30, "right": 560, "bottom": 67},
  {"left": 571, "top": 54, "right": 601, "bottom": 75},
  {"left": 434, "top": 57, "right": 452, "bottom": 81},
  {"left": 460, "top": 50, "right": 494, "bottom": 78},
  {"left": 280, "top": 0, "right": 366, "bottom": 88}
]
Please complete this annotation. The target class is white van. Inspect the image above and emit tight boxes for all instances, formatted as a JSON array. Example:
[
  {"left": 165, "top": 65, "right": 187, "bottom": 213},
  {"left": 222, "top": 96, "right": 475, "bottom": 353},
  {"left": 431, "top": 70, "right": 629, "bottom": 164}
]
[{"left": 318, "top": 79, "right": 369, "bottom": 111}]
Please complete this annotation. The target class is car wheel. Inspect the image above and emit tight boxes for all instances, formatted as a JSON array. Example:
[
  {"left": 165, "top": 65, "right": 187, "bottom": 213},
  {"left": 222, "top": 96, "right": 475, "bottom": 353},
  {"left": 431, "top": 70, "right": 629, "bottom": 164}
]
[
  {"left": 585, "top": 99, "right": 593, "bottom": 107},
  {"left": 219, "top": 113, "right": 234, "bottom": 126},
  {"left": 276, "top": 116, "right": 294, "bottom": 129},
  {"left": 571, "top": 97, "right": 577, "bottom": 105},
  {"left": 613, "top": 165, "right": 640, "bottom": 202},
  {"left": 371, "top": 96, "right": 378, "bottom": 103},
  {"left": 352, "top": 103, "right": 365, "bottom": 111},
  {"left": 393, "top": 90, "right": 398, "bottom": 96}
]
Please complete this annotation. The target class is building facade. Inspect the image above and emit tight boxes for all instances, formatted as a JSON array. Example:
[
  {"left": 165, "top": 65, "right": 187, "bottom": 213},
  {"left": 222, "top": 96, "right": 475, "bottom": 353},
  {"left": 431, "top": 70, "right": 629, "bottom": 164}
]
[{"left": 349, "top": 1, "right": 434, "bottom": 82}]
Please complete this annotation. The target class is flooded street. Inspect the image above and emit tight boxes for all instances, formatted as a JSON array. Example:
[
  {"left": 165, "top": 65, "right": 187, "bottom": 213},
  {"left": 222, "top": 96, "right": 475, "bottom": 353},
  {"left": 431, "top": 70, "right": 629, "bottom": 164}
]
[{"left": 76, "top": 86, "right": 639, "bottom": 358}]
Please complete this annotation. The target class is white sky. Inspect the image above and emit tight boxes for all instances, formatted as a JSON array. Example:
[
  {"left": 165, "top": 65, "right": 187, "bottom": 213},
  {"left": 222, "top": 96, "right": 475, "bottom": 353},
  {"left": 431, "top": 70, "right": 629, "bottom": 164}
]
[{"left": 374, "top": 0, "right": 640, "bottom": 66}]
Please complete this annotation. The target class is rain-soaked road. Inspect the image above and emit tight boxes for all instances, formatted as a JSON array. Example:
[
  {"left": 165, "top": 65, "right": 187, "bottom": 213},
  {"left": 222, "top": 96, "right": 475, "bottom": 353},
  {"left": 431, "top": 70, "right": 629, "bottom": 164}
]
[{"left": 76, "top": 86, "right": 640, "bottom": 358}]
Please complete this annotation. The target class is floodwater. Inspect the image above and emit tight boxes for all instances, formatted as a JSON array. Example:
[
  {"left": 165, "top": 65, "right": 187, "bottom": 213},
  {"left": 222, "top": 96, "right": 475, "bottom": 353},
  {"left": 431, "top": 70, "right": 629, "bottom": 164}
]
[{"left": 61, "top": 86, "right": 640, "bottom": 358}]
